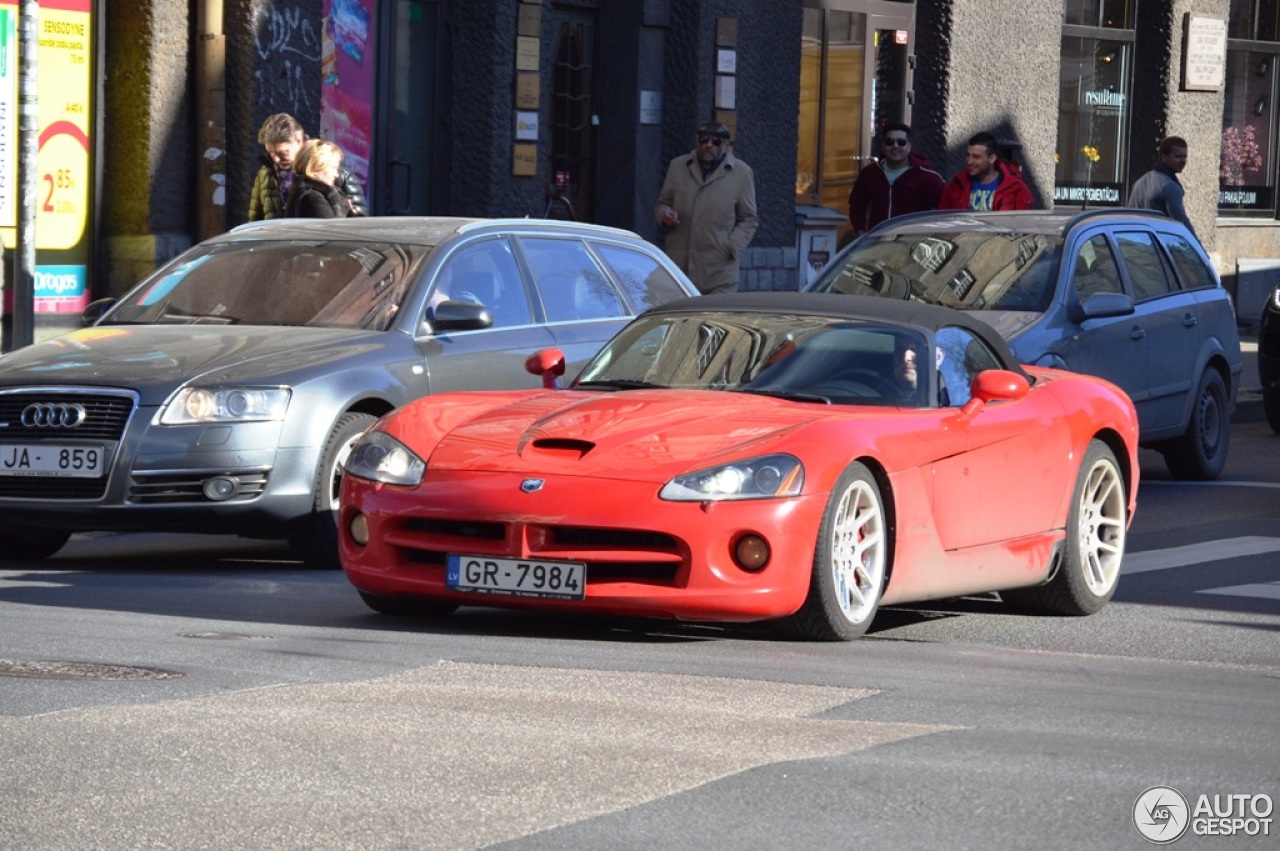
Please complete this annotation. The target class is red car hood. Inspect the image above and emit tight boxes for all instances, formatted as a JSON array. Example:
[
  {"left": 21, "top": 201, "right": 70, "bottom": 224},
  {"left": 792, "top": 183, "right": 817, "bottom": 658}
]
[{"left": 409, "top": 390, "right": 853, "bottom": 481}]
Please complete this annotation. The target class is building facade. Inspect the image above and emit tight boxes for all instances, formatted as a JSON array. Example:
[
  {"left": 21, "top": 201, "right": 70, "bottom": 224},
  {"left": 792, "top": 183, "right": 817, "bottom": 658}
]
[{"left": 6, "top": 0, "right": 1278, "bottom": 340}]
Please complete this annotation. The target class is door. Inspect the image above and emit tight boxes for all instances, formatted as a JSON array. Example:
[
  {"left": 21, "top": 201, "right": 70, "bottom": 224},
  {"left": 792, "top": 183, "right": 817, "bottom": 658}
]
[
  {"left": 376, "top": 0, "right": 447, "bottom": 214},
  {"left": 797, "top": 3, "right": 914, "bottom": 243},
  {"left": 544, "top": 7, "right": 597, "bottom": 223},
  {"left": 1060, "top": 232, "right": 1151, "bottom": 418}
]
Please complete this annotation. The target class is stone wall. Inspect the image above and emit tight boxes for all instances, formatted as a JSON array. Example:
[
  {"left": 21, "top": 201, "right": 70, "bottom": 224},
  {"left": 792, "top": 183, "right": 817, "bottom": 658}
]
[
  {"left": 100, "top": 0, "right": 195, "bottom": 295},
  {"left": 1131, "top": 0, "right": 1229, "bottom": 252},
  {"left": 913, "top": 0, "right": 1063, "bottom": 205}
]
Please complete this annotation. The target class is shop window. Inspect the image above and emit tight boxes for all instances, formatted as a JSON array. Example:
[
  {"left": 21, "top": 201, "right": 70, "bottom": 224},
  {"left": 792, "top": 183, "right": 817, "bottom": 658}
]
[
  {"left": 1055, "top": 32, "right": 1133, "bottom": 207},
  {"left": 1221, "top": 0, "right": 1280, "bottom": 215},
  {"left": 797, "top": 9, "right": 867, "bottom": 219},
  {"left": 1063, "top": 0, "right": 1134, "bottom": 29}
]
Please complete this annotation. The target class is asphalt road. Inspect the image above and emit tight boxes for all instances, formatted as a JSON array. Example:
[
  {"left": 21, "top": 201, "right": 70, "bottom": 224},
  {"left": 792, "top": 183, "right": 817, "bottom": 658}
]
[{"left": 1, "top": 414, "right": 1278, "bottom": 850}]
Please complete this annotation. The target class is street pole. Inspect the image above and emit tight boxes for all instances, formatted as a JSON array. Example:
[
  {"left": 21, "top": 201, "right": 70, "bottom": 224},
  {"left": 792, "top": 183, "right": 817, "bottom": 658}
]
[{"left": 13, "top": 0, "right": 37, "bottom": 349}]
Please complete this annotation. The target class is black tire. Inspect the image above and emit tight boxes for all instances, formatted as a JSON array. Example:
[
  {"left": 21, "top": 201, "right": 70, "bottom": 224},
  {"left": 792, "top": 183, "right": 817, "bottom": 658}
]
[
  {"left": 1002, "top": 440, "right": 1126, "bottom": 616},
  {"left": 1161, "top": 369, "right": 1229, "bottom": 481},
  {"left": 0, "top": 529, "right": 72, "bottom": 561},
  {"left": 784, "top": 461, "right": 888, "bottom": 641},
  {"left": 1265, "top": 382, "right": 1280, "bottom": 435},
  {"left": 358, "top": 590, "right": 460, "bottom": 618},
  {"left": 289, "top": 412, "right": 377, "bottom": 568}
]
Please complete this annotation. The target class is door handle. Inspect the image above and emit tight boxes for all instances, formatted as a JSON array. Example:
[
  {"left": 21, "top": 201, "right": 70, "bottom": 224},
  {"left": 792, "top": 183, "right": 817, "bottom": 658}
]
[
  {"left": 1183, "top": 313, "right": 1198, "bottom": 327},
  {"left": 1129, "top": 327, "right": 1147, "bottom": 341}
]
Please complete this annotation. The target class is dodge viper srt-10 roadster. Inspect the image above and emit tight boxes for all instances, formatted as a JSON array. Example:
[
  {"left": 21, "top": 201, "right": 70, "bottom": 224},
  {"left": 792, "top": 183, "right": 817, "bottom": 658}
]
[{"left": 338, "top": 293, "right": 1140, "bottom": 640}]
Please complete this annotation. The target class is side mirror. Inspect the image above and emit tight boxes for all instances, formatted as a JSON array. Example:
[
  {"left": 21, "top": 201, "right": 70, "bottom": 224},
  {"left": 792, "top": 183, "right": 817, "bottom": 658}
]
[
  {"left": 1077, "top": 291, "right": 1135, "bottom": 321},
  {"left": 424, "top": 299, "right": 493, "bottom": 333},
  {"left": 82, "top": 298, "right": 117, "bottom": 327},
  {"left": 958, "top": 369, "right": 1030, "bottom": 418},
  {"left": 525, "top": 347, "right": 566, "bottom": 390},
  {"left": 971, "top": 369, "right": 1030, "bottom": 402}
]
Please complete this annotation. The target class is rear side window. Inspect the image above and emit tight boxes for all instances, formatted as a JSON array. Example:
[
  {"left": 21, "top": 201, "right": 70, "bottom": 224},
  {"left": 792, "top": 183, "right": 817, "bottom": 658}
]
[
  {"left": 1159, "top": 234, "right": 1216, "bottom": 291},
  {"left": 1115, "top": 231, "right": 1178, "bottom": 300},
  {"left": 593, "top": 243, "right": 689, "bottom": 312},
  {"left": 521, "top": 237, "right": 627, "bottom": 323}
]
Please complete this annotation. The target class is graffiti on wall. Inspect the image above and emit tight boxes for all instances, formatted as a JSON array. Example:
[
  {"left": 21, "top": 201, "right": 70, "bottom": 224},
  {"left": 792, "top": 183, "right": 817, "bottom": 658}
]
[{"left": 251, "top": 0, "right": 322, "bottom": 117}]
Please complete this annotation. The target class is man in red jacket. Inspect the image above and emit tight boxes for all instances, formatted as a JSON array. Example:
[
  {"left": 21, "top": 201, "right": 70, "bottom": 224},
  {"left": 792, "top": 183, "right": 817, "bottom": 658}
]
[
  {"left": 938, "top": 131, "right": 1033, "bottom": 211},
  {"left": 847, "top": 122, "right": 945, "bottom": 237}
]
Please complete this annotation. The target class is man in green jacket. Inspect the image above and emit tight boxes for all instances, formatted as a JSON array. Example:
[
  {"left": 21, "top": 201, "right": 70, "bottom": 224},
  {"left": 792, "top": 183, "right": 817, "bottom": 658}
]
[
  {"left": 248, "top": 113, "right": 367, "bottom": 220},
  {"left": 655, "top": 121, "right": 759, "bottom": 294}
]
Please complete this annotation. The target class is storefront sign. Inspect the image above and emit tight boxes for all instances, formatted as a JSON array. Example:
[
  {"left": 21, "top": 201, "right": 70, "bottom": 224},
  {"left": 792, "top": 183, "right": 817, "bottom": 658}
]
[{"left": 1053, "top": 183, "right": 1124, "bottom": 206}]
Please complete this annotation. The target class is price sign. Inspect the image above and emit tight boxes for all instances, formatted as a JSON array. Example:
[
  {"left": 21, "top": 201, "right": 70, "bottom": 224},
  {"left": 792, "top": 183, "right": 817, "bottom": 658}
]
[{"left": 0, "top": 0, "right": 93, "bottom": 250}]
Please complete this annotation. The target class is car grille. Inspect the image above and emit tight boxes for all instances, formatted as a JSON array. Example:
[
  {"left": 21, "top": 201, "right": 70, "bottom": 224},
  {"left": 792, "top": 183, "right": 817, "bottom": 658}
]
[
  {"left": 389, "top": 519, "right": 685, "bottom": 585},
  {"left": 129, "top": 470, "right": 270, "bottom": 504},
  {"left": 0, "top": 389, "right": 137, "bottom": 500},
  {"left": 0, "top": 390, "right": 135, "bottom": 440}
]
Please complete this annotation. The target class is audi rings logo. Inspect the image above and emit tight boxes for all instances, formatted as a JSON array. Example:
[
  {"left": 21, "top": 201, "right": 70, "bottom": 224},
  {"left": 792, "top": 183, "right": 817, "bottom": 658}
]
[{"left": 21, "top": 402, "right": 88, "bottom": 428}]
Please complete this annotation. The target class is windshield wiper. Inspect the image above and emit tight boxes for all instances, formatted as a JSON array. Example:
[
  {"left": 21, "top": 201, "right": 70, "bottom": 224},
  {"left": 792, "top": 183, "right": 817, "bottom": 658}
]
[
  {"left": 733, "top": 388, "right": 832, "bottom": 404},
  {"left": 575, "top": 379, "right": 666, "bottom": 391}
]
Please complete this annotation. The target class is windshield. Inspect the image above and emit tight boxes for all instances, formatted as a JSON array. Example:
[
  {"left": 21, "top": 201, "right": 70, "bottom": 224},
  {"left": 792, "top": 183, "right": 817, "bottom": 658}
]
[
  {"left": 102, "top": 240, "right": 430, "bottom": 331},
  {"left": 577, "top": 312, "right": 931, "bottom": 407},
  {"left": 811, "top": 230, "right": 1063, "bottom": 313}
]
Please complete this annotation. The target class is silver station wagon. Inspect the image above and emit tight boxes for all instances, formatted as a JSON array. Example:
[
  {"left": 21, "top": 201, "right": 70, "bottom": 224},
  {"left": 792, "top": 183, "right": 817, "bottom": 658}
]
[
  {"left": 0, "top": 217, "right": 698, "bottom": 564},
  {"left": 809, "top": 209, "right": 1242, "bottom": 480}
]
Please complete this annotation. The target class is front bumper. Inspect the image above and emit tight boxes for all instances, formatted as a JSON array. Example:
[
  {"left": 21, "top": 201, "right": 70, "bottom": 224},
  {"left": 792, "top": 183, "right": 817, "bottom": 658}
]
[
  {"left": 0, "top": 387, "right": 317, "bottom": 537},
  {"left": 340, "top": 469, "right": 828, "bottom": 623}
]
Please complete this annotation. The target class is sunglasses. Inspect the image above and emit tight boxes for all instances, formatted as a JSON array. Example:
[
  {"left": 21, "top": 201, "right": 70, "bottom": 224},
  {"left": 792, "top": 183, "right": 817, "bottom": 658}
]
[
  {"left": 884, "top": 137, "right": 910, "bottom": 147},
  {"left": 697, "top": 135, "right": 726, "bottom": 147}
]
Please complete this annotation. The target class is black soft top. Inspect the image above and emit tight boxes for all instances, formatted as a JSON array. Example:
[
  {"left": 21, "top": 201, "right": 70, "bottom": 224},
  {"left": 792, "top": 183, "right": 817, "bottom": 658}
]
[{"left": 650, "top": 291, "right": 1030, "bottom": 379}]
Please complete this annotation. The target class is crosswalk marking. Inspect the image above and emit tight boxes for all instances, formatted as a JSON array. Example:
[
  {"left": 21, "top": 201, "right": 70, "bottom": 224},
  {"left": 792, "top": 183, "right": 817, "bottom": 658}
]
[
  {"left": 1142, "top": 480, "right": 1280, "bottom": 490},
  {"left": 1198, "top": 583, "right": 1280, "bottom": 601},
  {"left": 1123, "top": 536, "right": 1280, "bottom": 574}
]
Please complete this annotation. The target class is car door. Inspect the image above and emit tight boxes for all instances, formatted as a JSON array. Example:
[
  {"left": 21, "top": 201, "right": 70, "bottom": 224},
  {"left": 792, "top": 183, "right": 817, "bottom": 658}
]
[
  {"left": 1054, "top": 232, "right": 1152, "bottom": 419},
  {"left": 419, "top": 236, "right": 557, "bottom": 394},
  {"left": 928, "top": 326, "right": 1073, "bottom": 550},
  {"left": 1113, "top": 229, "right": 1198, "bottom": 431},
  {"left": 517, "top": 235, "right": 634, "bottom": 375}
]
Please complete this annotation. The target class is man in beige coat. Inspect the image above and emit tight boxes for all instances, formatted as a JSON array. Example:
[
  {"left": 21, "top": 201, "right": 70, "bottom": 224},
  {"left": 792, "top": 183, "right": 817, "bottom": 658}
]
[{"left": 655, "top": 121, "right": 759, "bottom": 294}]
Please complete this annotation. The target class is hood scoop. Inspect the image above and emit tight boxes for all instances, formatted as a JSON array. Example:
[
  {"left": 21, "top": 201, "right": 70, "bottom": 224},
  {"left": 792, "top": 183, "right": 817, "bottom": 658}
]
[{"left": 523, "top": 437, "right": 596, "bottom": 460}]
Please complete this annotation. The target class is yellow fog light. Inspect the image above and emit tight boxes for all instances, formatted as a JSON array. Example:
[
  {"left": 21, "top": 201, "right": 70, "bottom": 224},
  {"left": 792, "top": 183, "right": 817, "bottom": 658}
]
[
  {"left": 734, "top": 534, "right": 770, "bottom": 571},
  {"left": 349, "top": 513, "right": 369, "bottom": 546}
]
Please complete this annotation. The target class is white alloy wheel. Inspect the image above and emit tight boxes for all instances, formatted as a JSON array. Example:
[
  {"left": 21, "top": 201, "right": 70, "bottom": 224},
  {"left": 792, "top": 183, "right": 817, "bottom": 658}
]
[{"left": 787, "top": 462, "right": 888, "bottom": 641}]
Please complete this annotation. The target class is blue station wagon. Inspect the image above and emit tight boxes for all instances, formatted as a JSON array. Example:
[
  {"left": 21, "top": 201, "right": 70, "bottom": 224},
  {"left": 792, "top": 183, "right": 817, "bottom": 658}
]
[{"left": 808, "top": 209, "right": 1242, "bottom": 480}]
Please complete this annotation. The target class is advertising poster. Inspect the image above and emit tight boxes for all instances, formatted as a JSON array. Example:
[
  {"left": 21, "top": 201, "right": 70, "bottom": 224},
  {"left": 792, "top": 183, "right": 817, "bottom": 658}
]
[
  {"left": 320, "top": 0, "right": 374, "bottom": 197},
  {"left": 0, "top": 0, "right": 94, "bottom": 315}
]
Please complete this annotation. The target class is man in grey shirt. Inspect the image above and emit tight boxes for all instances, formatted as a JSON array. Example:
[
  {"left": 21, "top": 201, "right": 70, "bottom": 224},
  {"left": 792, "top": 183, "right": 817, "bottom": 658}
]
[{"left": 1128, "top": 136, "right": 1197, "bottom": 241}]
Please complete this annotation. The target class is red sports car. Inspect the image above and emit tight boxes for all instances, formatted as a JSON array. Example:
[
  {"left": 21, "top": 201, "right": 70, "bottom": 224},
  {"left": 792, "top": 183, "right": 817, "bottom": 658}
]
[{"left": 338, "top": 293, "right": 1139, "bottom": 640}]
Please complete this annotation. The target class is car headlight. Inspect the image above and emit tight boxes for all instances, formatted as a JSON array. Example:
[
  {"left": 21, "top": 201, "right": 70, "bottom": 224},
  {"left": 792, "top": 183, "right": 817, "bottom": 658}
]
[
  {"left": 1270, "top": 284, "right": 1280, "bottom": 312},
  {"left": 159, "top": 387, "right": 291, "bottom": 425},
  {"left": 660, "top": 454, "right": 804, "bottom": 501},
  {"left": 344, "top": 431, "right": 425, "bottom": 487}
]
